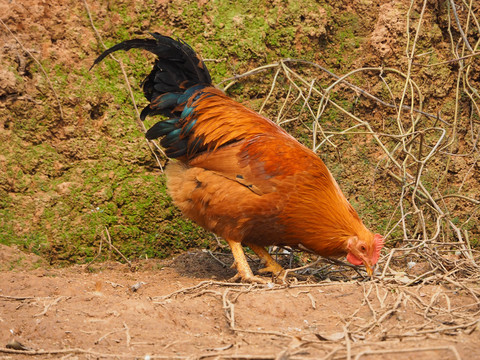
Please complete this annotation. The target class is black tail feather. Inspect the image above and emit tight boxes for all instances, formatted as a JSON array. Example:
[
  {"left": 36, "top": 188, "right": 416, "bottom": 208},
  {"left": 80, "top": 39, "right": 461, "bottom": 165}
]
[
  {"left": 90, "top": 38, "right": 160, "bottom": 69},
  {"left": 93, "top": 33, "right": 213, "bottom": 159},
  {"left": 92, "top": 33, "right": 211, "bottom": 94}
]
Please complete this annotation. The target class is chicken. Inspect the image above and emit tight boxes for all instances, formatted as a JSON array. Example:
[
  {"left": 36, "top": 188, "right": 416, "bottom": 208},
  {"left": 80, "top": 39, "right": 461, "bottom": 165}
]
[{"left": 93, "top": 33, "right": 384, "bottom": 283}]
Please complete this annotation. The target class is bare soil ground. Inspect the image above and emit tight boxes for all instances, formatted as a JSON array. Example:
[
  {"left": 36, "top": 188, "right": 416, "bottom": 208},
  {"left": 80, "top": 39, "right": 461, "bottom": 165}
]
[{"left": 1, "top": 245, "right": 479, "bottom": 359}]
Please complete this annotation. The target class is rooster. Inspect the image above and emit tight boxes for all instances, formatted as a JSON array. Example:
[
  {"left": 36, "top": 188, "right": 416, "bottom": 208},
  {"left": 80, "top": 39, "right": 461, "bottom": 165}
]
[{"left": 93, "top": 33, "right": 384, "bottom": 283}]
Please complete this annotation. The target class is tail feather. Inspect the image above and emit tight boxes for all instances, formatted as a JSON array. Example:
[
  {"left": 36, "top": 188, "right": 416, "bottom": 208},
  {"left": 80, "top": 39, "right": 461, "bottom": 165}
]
[
  {"left": 145, "top": 118, "right": 179, "bottom": 139},
  {"left": 93, "top": 33, "right": 225, "bottom": 160},
  {"left": 92, "top": 33, "right": 212, "bottom": 115},
  {"left": 91, "top": 38, "right": 160, "bottom": 68}
]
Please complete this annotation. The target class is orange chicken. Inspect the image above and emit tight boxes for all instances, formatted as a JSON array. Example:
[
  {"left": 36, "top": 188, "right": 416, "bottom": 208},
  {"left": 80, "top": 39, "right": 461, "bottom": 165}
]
[{"left": 93, "top": 33, "right": 384, "bottom": 282}]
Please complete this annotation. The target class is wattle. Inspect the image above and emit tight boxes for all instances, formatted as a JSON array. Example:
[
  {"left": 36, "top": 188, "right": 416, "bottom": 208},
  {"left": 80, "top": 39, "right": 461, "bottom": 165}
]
[{"left": 346, "top": 252, "right": 363, "bottom": 265}]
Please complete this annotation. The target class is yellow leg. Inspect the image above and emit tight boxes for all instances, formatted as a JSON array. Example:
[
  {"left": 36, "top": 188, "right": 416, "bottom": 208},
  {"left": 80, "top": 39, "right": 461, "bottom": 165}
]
[
  {"left": 245, "top": 243, "right": 285, "bottom": 276},
  {"left": 225, "top": 239, "right": 267, "bottom": 283}
]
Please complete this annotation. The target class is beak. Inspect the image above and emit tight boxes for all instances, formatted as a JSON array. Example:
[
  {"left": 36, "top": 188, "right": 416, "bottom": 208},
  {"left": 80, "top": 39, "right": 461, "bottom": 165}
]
[{"left": 365, "top": 264, "right": 374, "bottom": 277}]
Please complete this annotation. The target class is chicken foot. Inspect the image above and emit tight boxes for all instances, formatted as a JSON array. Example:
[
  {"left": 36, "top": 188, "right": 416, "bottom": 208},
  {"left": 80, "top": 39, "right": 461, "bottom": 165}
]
[
  {"left": 245, "top": 243, "right": 285, "bottom": 276},
  {"left": 225, "top": 239, "right": 267, "bottom": 284},
  {"left": 247, "top": 243, "right": 314, "bottom": 283}
]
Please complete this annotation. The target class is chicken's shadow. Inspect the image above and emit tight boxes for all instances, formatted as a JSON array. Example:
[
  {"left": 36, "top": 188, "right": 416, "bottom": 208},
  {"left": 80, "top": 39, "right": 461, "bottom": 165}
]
[{"left": 171, "top": 250, "right": 260, "bottom": 280}]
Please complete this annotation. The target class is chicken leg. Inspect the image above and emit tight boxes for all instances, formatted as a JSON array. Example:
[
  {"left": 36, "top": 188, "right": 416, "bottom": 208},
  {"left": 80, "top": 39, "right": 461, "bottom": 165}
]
[
  {"left": 225, "top": 238, "right": 266, "bottom": 283},
  {"left": 246, "top": 243, "right": 285, "bottom": 276}
]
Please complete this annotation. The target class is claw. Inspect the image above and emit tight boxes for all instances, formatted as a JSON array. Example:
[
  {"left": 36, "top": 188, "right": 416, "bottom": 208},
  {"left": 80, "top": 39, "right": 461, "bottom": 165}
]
[
  {"left": 229, "top": 273, "right": 268, "bottom": 284},
  {"left": 257, "top": 263, "right": 285, "bottom": 277},
  {"left": 246, "top": 243, "right": 285, "bottom": 278}
]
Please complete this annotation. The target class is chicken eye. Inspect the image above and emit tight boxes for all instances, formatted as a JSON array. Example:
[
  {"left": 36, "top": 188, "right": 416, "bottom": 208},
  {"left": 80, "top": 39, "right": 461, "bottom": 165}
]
[{"left": 360, "top": 245, "right": 366, "bottom": 252}]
